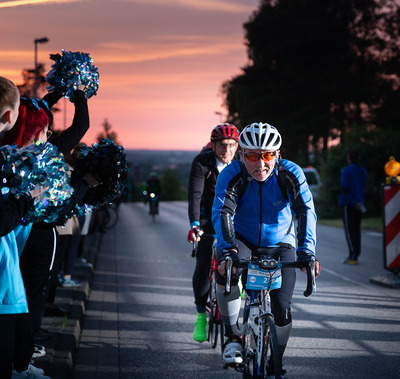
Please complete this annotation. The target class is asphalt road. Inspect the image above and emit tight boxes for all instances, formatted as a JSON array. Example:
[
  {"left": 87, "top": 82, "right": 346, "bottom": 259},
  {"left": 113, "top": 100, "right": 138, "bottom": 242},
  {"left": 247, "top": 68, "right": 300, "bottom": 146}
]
[{"left": 74, "top": 202, "right": 400, "bottom": 379}]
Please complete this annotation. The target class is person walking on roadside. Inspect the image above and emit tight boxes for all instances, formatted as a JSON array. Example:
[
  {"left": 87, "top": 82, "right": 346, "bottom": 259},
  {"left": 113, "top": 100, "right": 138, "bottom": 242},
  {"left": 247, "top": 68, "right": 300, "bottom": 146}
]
[
  {"left": 339, "top": 150, "right": 367, "bottom": 264},
  {"left": 187, "top": 123, "right": 239, "bottom": 342}
]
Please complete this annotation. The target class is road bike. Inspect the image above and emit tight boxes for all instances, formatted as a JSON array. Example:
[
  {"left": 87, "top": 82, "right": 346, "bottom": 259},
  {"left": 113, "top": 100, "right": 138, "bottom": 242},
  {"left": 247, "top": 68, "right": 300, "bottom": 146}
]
[
  {"left": 192, "top": 233, "right": 224, "bottom": 351},
  {"left": 103, "top": 202, "right": 119, "bottom": 230},
  {"left": 91, "top": 202, "right": 119, "bottom": 233},
  {"left": 224, "top": 249, "right": 316, "bottom": 378},
  {"left": 148, "top": 193, "right": 159, "bottom": 222}
]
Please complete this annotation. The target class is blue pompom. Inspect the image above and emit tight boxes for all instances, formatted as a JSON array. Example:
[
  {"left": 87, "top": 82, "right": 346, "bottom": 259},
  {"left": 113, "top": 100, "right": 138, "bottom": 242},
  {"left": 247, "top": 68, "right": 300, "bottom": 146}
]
[
  {"left": 67, "top": 139, "right": 129, "bottom": 218},
  {"left": 46, "top": 49, "right": 100, "bottom": 102},
  {"left": 0, "top": 142, "right": 74, "bottom": 223}
]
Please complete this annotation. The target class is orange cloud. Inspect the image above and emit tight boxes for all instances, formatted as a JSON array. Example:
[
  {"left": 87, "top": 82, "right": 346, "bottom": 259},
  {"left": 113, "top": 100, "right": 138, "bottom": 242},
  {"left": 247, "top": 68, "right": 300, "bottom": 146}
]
[
  {"left": 0, "top": 0, "right": 80, "bottom": 8},
  {"left": 95, "top": 37, "right": 244, "bottom": 64},
  {"left": 124, "top": 0, "right": 255, "bottom": 13}
]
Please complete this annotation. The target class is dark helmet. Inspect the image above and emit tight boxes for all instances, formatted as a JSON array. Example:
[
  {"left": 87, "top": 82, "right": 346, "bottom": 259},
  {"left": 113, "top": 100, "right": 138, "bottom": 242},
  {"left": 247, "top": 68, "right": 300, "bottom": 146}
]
[{"left": 210, "top": 123, "right": 239, "bottom": 142}]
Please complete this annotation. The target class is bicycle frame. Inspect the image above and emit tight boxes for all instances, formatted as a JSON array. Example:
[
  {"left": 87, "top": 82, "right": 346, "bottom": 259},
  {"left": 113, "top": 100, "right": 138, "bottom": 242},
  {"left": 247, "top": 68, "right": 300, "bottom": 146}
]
[
  {"left": 191, "top": 232, "right": 224, "bottom": 350},
  {"left": 225, "top": 254, "right": 316, "bottom": 378}
]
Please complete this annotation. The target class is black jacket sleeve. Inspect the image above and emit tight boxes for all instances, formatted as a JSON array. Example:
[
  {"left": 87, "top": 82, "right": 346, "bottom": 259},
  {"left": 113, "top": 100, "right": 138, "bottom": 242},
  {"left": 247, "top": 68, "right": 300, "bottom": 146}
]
[
  {"left": 42, "top": 90, "right": 63, "bottom": 108},
  {"left": 188, "top": 151, "right": 217, "bottom": 225},
  {"left": 49, "top": 90, "right": 89, "bottom": 155},
  {"left": 0, "top": 154, "right": 33, "bottom": 236},
  {"left": 0, "top": 193, "right": 32, "bottom": 237},
  {"left": 53, "top": 171, "right": 91, "bottom": 226}
]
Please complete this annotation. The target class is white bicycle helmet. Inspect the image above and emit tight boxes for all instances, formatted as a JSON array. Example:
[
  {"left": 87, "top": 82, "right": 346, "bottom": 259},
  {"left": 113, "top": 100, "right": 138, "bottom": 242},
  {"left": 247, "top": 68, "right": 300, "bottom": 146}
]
[{"left": 239, "top": 122, "right": 282, "bottom": 151}]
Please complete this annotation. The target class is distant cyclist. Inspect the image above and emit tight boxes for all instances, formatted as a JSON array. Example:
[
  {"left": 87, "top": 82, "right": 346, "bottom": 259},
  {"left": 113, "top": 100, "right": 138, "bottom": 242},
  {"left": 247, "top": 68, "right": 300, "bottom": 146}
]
[
  {"left": 146, "top": 172, "right": 161, "bottom": 214},
  {"left": 187, "top": 123, "right": 240, "bottom": 342},
  {"left": 212, "top": 122, "right": 321, "bottom": 373}
]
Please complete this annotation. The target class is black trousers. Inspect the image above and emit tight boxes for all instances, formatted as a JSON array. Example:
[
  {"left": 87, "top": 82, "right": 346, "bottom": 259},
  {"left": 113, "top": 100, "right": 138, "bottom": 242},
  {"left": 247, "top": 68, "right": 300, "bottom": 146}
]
[
  {"left": 47, "top": 234, "right": 72, "bottom": 304},
  {"left": 13, "top": 226, "right": 57, "bottom": 371},
  {"left": 0, "top": 314, "right": 16, "bottom": 378},
  {"left": 192, "top": 235, "right": 214, "bottom": 309},
  {"left": 342, "top": 205, "right": 362, "bottom": 259}
]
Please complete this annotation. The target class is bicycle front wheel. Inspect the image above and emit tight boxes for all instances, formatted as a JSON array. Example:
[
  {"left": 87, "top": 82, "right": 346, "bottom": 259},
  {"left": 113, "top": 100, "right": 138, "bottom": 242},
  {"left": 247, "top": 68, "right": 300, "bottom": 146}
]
[
  {"left": 104, "top": 204, "right": 119, "bottom": 230},
  {"left": 264, "top": 315, "right": 280, "bottom": 379},
  {"left": 208, "top": 270, "right": 219, "bottom": 348},
  {"left": 242, "top": 322, "right": 256, "bottom": 379}
]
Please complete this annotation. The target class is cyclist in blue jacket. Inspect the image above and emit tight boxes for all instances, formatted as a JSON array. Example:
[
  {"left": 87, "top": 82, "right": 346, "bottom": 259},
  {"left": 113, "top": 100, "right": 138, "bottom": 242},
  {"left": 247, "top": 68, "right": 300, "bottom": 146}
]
[{"left": 212, "top": 122, "right": 320, "bottom": 373}]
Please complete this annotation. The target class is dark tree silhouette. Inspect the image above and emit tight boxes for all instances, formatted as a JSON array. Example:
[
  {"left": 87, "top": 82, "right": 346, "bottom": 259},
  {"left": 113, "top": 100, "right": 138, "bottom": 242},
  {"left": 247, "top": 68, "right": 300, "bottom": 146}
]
[
  {"left": 222, "top": 0, "right": 400, "bottom": 162},
  {"left": 17, "top": 63, "right": 48, "bottom": 98},
  {"left": 96, "top": 118, "right": 119, "bottom": 144}
]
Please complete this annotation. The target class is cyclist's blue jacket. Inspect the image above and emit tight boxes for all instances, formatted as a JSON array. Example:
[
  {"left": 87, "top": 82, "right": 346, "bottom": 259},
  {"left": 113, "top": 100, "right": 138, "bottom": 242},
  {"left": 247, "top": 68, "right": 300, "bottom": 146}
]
[
  {"left": 0, "top": 152, "right": 34, "bottom": 315},
  {"left": 212, "top": 159, "right": 317, "bottom": 255},
  {"left": 0, "top": 224, "right": 32, "bottom": 314}
]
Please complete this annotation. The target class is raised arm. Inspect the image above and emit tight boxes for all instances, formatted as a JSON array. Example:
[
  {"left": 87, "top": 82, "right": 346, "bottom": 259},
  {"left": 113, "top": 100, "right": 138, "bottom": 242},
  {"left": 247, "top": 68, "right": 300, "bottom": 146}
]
[{"left": 49, "top": 89, "right": 89, "bottom": 155}]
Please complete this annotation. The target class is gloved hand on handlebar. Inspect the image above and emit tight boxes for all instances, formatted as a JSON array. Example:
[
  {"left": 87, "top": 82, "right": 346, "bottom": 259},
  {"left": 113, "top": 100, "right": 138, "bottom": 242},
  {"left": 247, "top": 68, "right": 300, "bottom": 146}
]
[
  {"left": 221, "top": 247, "right": 240, "bottom": 267},
  {"left": 297, "top": 251, "right": 314, "bottom": 262},
  {"left": 187, "top": 225, "right": 203, "bottom": 242},
  {"left": 297, "top": 250, "right": 321, "bottom": 277},
  {"left": 217, "top": 247, "right": 239, "bottom": 277}
]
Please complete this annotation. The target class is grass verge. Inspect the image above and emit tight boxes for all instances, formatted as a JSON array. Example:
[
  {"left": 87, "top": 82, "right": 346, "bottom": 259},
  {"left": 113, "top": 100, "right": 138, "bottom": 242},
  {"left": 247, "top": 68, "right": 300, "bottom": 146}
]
[{"left": 318, "top": 217, "right": 383, "bottom": 233}]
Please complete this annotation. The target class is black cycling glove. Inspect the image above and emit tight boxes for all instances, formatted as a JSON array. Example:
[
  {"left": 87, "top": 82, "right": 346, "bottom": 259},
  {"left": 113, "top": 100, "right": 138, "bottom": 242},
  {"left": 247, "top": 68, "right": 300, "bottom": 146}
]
[
  {"left": 297, "top": 251, "right": 314, "bottom": 261},
  {"left": 220, "top": 247, "right": 240, "bottom": 268}
]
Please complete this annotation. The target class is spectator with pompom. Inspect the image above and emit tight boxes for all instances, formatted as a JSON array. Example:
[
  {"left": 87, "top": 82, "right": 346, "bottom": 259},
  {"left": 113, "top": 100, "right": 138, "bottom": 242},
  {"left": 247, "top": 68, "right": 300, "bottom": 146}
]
[
  {"left": 1, "top": 84, "right": 98, "bottom": 378},
  {"left": 0, "top": 76, "right": 48, "bottom": 379}
]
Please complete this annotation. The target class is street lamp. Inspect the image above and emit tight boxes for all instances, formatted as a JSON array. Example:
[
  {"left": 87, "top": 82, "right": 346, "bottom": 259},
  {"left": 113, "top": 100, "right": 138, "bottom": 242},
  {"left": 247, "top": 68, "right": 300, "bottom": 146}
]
[{"left": 34, "top": 37, "right": 49, "bottom": 98}]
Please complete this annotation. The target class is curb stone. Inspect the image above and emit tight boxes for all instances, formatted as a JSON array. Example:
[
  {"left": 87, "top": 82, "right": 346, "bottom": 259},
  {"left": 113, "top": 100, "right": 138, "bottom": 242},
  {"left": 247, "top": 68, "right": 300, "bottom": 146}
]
[{"left": 34, "top": 232, "right": 102, "bottom": 379}]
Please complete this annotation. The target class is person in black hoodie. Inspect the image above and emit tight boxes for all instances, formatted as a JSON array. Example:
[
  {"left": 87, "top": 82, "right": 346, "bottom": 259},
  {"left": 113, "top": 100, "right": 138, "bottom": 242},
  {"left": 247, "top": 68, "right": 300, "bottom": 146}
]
[{"left": 187, "top": 123, "right": 239, "bottom": 342}]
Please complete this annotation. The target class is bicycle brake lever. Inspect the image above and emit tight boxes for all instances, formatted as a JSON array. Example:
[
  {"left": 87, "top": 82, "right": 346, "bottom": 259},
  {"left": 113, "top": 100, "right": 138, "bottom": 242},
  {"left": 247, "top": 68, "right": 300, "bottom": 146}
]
[
  {"left": 224, "top": 256, "right": 233, "bottom": 296},
  {"left": 310, "top": 258, "right": 317, "bottom": 293},
  {"left": 191, "top": 240, "right": 198, "bottom": 258},
  {"left": 303, "top": 257, "right": 316, "bottom": 297}
]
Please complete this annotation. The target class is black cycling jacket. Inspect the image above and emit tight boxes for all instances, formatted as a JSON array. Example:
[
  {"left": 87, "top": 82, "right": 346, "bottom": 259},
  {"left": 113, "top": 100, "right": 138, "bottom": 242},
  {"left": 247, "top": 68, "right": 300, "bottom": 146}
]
[{"left": 188, "top": 150, "right": 219, "bottom": 227}]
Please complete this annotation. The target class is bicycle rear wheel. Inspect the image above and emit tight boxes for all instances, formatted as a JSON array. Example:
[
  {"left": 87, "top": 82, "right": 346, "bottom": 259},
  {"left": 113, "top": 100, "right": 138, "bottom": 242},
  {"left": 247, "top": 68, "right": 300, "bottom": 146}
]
[
  {"left": 149, "top": 202, "right": 157, "bottom": 222},
  {"left": 264, "top": 315, "right": 280, "bottom": 379}
]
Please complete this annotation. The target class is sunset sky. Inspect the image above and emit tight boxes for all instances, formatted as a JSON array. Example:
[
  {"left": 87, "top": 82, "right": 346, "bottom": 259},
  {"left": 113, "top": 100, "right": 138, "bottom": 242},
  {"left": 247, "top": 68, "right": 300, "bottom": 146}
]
[{"left": 0, "top": 0, "right": 260, "bottom": 150}]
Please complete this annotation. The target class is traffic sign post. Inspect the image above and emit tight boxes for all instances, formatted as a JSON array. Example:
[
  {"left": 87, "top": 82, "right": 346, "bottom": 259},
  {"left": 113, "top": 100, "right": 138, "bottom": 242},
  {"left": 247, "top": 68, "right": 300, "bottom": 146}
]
[
  {"left": 382, "top": 184, "right": 400, "bottom": 273},
  {"left": 370, "top": 184, "right": 400, "bottom": 288}
]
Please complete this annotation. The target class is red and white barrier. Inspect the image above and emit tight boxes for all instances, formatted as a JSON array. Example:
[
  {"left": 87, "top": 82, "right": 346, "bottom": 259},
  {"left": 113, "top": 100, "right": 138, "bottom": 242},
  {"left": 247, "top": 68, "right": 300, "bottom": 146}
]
[{"left": 383, "top": 185, "right": 400, "bottom": 271}]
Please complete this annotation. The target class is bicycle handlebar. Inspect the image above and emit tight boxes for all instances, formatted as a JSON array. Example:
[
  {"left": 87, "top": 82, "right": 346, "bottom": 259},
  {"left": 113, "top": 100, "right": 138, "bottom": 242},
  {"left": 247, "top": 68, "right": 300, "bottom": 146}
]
[
  {"left": 191, "top": 239, "right": 198, "bottom": 257},
  {"left": 224, "top": 255, "right": 316, "bottom": 297},
  {"left": 224, "top": 256, "right": 233, "bottom": 296},
  {"left": 190, "top": 231, "right": 214, "bottom": 258}
]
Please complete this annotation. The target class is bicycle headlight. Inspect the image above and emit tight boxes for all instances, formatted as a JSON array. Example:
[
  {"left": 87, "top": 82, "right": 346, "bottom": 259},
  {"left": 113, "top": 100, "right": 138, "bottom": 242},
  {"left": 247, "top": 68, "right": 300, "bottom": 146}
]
[{"left": 259, "top": 259, "right": 277, "bottom": 269}]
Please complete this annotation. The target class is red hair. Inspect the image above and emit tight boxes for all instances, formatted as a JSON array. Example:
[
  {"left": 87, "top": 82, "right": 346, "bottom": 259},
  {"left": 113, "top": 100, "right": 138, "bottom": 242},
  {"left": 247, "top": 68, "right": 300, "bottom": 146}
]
[{"left": 1, "top": 100, "right": 49, "bottom": 148}]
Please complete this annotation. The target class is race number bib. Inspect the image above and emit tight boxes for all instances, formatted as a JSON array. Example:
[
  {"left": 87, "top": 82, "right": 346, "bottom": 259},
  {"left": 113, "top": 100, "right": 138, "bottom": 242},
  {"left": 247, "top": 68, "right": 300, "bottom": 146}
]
[{"left": 246, "top": 264, "right": 282, "bottom": 290}]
